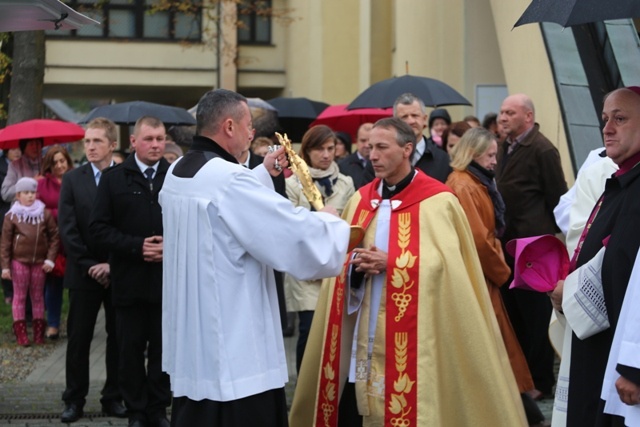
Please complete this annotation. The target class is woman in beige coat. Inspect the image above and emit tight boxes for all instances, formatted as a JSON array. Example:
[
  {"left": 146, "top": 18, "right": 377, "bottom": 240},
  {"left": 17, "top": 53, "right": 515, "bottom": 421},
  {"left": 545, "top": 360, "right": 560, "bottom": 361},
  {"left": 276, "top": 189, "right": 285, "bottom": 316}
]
[{"left": 285, "top": 125, "right": 354, "bottom": 373}]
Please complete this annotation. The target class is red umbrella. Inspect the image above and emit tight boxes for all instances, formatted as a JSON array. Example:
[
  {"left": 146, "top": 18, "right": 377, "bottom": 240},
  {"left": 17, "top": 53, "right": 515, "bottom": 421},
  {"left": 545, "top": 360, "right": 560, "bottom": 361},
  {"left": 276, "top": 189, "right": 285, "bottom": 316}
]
[
  {"left": 0, "top": 119, "right": 85, "bottom": 149},
  {"left": 310, "top": 104, "right": 393, "bottom": 141}
]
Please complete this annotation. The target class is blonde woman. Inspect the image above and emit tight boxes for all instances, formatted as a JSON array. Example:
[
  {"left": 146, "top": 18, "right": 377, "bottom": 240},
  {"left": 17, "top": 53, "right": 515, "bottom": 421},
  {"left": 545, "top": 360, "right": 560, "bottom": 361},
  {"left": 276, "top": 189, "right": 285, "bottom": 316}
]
[{"left": 446, "top": 127, "right": 547, "bottom": 425}]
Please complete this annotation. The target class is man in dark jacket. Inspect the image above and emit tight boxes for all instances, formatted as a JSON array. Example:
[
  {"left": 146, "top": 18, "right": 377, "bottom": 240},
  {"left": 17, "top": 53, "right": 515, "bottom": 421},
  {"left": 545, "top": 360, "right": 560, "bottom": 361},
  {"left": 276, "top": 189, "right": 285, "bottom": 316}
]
[
  {"left": 90, "top": 116, "right": 171, "bottom": 427},
  {"left": 496, "top": 93, "right": 568, "bottom": 399},
  {"left": 361, "top": 94, "right": 452, "bottom": 184},
  {"left": 59, "top": 118, "right": 126, "bottom": 423}
]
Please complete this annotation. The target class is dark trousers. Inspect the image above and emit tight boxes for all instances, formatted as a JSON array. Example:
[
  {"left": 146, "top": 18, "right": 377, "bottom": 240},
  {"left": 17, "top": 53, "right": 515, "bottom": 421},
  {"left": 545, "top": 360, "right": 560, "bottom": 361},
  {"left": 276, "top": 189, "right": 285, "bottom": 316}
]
[
  {"left": 500, "top": 286, "right": 556, "bottom": 394},
  {"left": 170, "top": 388, "right": 288, "bottom": 427},
  {"left": 296, "top": 310, "right": 314, "bottom": 373},
  {"left": 338, "top": 381, "right": 363, "bottom": 427},
  {"left": 1, "top": 278, "right": 12, "bottom": 299},
  {"left": 44, "top": 275, "right": 64, "bottom": 328},
  {"left": 116, "top": 302, "right": 170, "bottom": 422},
  {"left": 63, "top": 288, "right": 120, "bottom": 407}
]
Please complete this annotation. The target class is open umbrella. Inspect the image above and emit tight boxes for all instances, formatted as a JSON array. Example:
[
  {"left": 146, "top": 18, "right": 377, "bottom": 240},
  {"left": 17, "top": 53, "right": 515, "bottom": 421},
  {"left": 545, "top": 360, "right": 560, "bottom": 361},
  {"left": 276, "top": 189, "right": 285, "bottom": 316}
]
[
  {"left": 514, "top": 0, "right": 640, "bottom": 27},
  {"left": 310, "top": 104, "right": 393, "bottom": 141},
  {"left": 0, "top": 0, "right": 100, "bottom": 32},
  {"left": 347, "top": 75, "right": 471, "bottom": 110},
  {"left": 79, "top": 101, "right": 196, "bottom": 126},
  {"left": 268, "top": 97, "right": 329, "bottom": 141},
  {"left": 267, "top": 97, "right": 329, "bottom": 119},
  {"left": 0, "top": 119, "right": 85, "bottom": 149}
]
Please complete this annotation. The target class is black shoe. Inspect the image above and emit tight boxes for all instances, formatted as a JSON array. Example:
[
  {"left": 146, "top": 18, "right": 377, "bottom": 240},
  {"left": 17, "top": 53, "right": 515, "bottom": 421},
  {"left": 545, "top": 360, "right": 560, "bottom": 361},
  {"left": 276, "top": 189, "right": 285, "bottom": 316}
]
[
  {"left": 61, "top": 403, "right": 83, "bottom": 423},
  {"left": 102, "top": 400, "right": 127, "bottom": 418},
  {"left": 128, "top": 419, "right": 147, "bottom": 427}
]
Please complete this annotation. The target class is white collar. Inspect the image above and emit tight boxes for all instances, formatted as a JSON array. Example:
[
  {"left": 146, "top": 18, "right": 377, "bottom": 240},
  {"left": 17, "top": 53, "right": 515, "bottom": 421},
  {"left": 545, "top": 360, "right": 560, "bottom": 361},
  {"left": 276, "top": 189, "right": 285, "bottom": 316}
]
[{"left": 135, "top": 153, "right": 159, "bottom": 174}]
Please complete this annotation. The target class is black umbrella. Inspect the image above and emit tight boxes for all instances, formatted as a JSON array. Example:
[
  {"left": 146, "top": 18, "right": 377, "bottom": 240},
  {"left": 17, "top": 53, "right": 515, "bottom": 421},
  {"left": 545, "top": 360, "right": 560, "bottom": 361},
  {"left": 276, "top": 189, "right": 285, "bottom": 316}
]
[
  {"left": 79, "top": 101, "right": 196, "bottom": 126},
  {"left": 267, "top": 97, "right": 329, "bottom": 141},
  {"left": 347, "top": 75, "right": 471, "bottom": 110},
  {"left": 514, "top": 0, "right": 640, "bottom": 27},
  {"left": 267, "top": 97, "right": 329, "bottom": 119}
]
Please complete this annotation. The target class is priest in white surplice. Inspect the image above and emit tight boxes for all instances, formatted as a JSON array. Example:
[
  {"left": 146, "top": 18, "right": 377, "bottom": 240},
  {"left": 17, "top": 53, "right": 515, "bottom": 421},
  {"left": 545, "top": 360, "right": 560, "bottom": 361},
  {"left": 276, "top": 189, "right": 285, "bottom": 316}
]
[{"left": 159, "top": 89, "right": 350, "bottom": 427}]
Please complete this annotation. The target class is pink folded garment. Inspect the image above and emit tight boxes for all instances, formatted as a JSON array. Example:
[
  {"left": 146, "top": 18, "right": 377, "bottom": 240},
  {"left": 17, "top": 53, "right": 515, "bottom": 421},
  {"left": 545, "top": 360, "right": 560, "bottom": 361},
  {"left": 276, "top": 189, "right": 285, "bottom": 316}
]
[{"left": 506, "top": 234, "right": 569, "bottom": 292}]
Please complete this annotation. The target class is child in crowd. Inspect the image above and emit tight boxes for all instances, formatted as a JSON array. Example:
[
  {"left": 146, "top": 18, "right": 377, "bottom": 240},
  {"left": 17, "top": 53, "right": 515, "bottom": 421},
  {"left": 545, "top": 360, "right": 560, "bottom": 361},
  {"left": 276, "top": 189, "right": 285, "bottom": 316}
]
[{"left": 0, "top": 177, "right": 59, "bottom": 346}]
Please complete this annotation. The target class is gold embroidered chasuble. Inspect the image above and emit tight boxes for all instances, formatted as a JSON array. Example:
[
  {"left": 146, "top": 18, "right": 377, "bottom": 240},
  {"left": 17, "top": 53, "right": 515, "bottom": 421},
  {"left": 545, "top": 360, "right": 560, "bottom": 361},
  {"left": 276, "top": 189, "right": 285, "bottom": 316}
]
[{"left": 289, "top": 172, "right": 526, "bottom": 427}]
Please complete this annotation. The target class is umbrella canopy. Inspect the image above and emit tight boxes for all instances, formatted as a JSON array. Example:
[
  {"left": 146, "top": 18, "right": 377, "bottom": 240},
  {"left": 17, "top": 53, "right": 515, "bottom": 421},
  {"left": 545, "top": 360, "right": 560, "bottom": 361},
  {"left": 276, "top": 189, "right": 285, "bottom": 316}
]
[
  {"left": 514, "top": 0, "right": 640, "bottom": 27},
  {"left": 310, "top": 104, "right": 393, "bottom": 141},
  {"left": 0, "top": 119, "right": 85, "bottom": 149},
  {"left": 0, "top": 0, "right": 100, "bottom": 32},
  {"left": 79, "top": 101, "right": 196, "bottom": 126},
  {"left": 267, "top": 97, "right": 329, "bottom": 119},
  {"left": 347, "top": 75, "right": 471, "bottom": 110},
  {"left": 247, "top": 97, "right": 277, "bottom": 112},
  {"left": 267, "top": 97, "right": 329, "bottom": 141}
]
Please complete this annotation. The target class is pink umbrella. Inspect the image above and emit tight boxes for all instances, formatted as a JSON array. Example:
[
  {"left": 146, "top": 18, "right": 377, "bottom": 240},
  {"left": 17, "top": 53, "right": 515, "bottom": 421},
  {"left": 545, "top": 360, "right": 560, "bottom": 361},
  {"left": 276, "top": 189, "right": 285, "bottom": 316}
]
[
  {"left": 310, "top": 104, "right": 393, "bottom": 141},
  {"left": 0, "top": 119, "right": 85, "bottom": 149}
]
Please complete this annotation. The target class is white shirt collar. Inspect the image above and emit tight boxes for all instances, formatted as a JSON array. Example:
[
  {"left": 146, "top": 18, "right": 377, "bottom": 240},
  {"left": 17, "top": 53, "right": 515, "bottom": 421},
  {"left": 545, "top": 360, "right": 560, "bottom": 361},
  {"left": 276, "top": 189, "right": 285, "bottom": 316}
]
[
  {"left": 241, "top": 151, "right": 251, "bottom": 168},
  {"left": 412, "top": 136, "right": 426, "bottom": 165},
  {"left": 134, "top": 153, "right": 159, "bottom": 175},
  {"left": 90, "top": 160, "right": 115, "bottom": 177}
]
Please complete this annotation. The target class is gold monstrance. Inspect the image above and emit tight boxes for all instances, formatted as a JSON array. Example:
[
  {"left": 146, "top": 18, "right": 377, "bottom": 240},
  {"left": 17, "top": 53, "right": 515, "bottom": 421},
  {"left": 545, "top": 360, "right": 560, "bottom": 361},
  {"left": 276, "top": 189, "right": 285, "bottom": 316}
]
[{"left": 275, "top": 132, "right": 364, "bottom": 251}]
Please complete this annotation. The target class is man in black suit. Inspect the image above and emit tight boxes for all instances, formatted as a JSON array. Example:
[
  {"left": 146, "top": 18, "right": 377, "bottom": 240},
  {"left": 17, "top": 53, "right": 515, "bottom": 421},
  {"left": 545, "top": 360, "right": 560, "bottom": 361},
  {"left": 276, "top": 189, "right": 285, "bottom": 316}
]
[
  {"left": 338, "top": 122, "right": 372, "bottom": 189},
  {"left": 90, "top": 116, "right": 171, "bottom": 427},
  {"left": 59, "top": 118, "right": 126, "bottom": 423},
  {"left": 393, "top": 93, "right": 452, "bottom": 182}
]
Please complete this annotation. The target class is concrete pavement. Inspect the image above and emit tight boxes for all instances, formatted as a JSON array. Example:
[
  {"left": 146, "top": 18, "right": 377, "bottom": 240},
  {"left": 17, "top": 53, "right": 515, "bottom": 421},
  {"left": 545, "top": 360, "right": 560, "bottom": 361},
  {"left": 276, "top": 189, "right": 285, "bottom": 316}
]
[{"left": 0, "top": 310, "right": 553, "bottom": 426}]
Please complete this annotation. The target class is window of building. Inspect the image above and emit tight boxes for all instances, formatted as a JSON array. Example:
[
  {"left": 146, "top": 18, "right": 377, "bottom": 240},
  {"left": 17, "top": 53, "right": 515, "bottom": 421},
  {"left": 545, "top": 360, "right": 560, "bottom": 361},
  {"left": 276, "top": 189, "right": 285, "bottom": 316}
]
[
  {"left": 237, "top": 0, "right": 272, "bottom": 45},
  {"left": 45, "top": 0, "right": 202, "bottom": 41}
]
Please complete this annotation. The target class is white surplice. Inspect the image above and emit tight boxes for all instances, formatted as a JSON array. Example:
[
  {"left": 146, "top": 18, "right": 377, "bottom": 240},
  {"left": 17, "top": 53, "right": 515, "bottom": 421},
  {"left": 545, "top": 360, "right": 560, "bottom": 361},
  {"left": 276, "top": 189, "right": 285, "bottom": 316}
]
[
  {"left": 159, "top": 158, "right": 349, "bottom": 402},
  {"left": 601, "top": 249, "right": 640, "bottom": 426}
]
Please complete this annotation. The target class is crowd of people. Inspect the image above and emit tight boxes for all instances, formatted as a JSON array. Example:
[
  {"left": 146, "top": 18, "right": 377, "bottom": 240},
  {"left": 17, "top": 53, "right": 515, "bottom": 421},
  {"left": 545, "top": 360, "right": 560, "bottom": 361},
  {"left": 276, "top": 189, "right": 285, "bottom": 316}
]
[{"left": 0, "top": 85, "right": 638, "bottom": 427}]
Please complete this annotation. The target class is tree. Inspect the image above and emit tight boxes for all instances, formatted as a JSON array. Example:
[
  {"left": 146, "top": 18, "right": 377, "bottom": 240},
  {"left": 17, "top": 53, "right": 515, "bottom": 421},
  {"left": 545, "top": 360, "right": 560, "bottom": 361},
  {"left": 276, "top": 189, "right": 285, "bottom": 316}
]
[{"left": 6, "top": 31, "right": 45, "bottom": 124}]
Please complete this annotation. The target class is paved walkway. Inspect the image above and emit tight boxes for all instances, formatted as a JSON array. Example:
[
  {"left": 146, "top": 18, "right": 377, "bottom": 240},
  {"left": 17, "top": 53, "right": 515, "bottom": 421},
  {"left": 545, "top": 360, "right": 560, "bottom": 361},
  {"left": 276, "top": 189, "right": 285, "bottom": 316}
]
[{"left": 0, "top": 311, "right": 553, "bottom": 426}]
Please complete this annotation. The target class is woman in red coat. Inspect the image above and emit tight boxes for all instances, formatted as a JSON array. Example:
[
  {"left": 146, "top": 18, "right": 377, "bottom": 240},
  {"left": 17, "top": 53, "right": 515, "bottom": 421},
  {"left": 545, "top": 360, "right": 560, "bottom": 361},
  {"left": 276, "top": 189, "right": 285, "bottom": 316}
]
[
  {"left": 37, "top": 145, "right": 73, "bottom": 339},
  {"left": 446, "top": 127, "right": 547, "bottom": 426}
]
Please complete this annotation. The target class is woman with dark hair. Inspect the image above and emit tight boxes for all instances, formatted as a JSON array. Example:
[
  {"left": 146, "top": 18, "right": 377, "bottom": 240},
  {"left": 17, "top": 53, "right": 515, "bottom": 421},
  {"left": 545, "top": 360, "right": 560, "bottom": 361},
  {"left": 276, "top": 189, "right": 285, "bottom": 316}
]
[
  {"left": 442, "top": 120, "right": 472, "bottom": 153},
  {"left": 37, "top": 145, "right": 73, "bottom": 339},
  {"left": 446, "top": 128, "right": 547, "bottom": 425},
  {"left": 1, "top": 138, "right": 44, "bottom": 203},
  {"left": 285, "top": 124, "right": 355, "bottom": 373},
  {"left": 334, "top": 131, "right": 352, "bottom": 161}
]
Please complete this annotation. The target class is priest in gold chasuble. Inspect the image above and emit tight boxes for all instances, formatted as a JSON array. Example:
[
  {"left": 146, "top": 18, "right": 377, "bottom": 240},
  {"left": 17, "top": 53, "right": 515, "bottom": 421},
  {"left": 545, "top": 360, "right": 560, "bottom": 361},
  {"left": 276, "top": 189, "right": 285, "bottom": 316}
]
[{"left": 290, "top": 118, "right": 526, "bottom": 427}]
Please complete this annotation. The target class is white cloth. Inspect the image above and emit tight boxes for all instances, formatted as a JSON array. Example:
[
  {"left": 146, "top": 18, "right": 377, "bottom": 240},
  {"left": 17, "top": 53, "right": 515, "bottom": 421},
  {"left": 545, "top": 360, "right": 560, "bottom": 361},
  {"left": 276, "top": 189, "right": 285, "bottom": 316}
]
[
  {"left": 159, "top": 157, "right": 350, "bottom": 402},
  {"left": 554, "top": 148, "right": 608, "bottom": 236},
  {"left": 601, "top": 250, "right": 640, "bottom": 425},
  {"left": 562, "top": 247, "right": 609, "bottom": 340},
  {"left": 565, "top": 157, "right": 617, "bottom": 255},
  {"left": 347, "top": 196, "right": 391, "bottom": 382}
]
